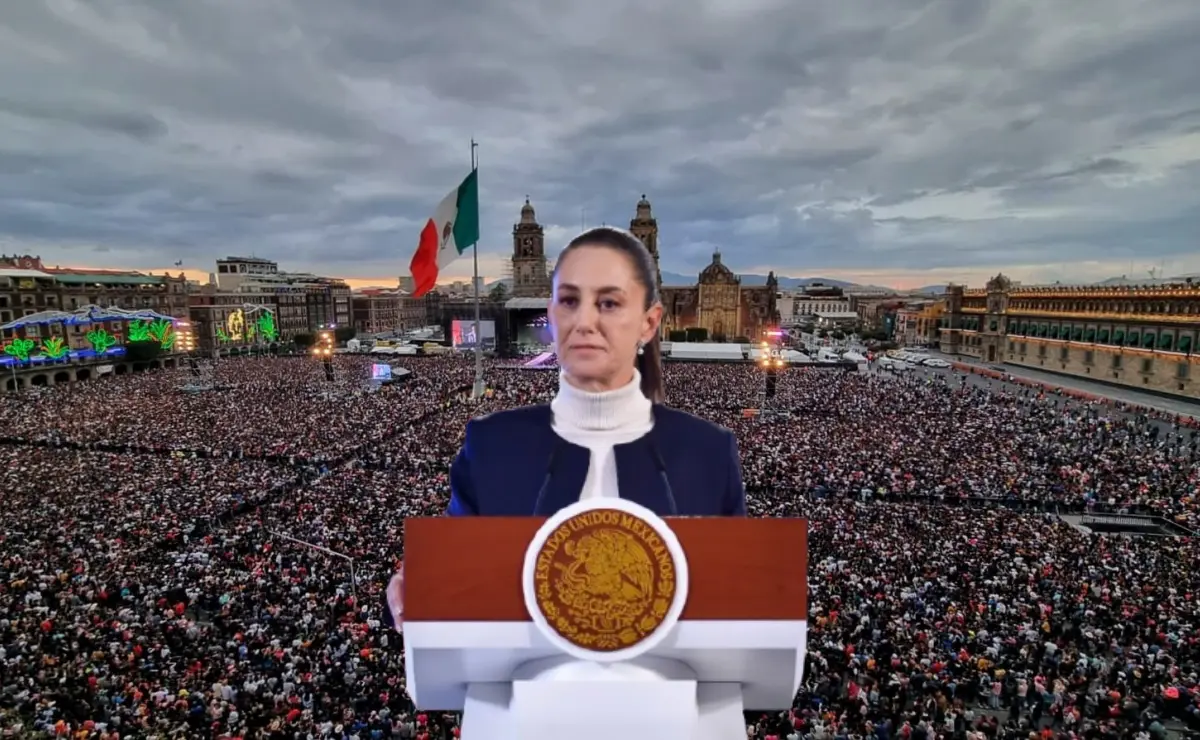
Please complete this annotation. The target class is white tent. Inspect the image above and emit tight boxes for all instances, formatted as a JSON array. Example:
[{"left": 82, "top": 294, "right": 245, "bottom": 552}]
[
  {"left": 780, "top": 349, "right": 812, "bottom": 364},
  {"left": 665, "top": 342, "right": 745, "bottom": 361}
]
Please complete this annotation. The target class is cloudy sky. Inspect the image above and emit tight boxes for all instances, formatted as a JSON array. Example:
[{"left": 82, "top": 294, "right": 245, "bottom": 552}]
[{"left": 3, "top": 0, "right": 1199, "bottom": 290}]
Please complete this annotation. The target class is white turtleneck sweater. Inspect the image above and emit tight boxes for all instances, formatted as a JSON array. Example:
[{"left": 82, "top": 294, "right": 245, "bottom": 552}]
[{"left": 550, "top": 369, "right": 654, "bottom": 501}]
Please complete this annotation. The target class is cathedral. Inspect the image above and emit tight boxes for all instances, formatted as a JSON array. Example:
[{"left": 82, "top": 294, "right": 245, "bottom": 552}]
[
  {"left": 630, "top": 196, "right": 778, "bottom": 342},
  {"left": 507, "top": 195, "right": 778, "bottom": 341}
]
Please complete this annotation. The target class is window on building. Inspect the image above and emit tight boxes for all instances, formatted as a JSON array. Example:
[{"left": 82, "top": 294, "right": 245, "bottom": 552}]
[
  {"left": 1038, "top": 344, "right": 1047, "bottom": 358},
  {"left": 1141, "top": 358, "right": 1154, "bottom": 374},
  {"left": 1060, "top": 346, "right": 1070, "bottom": 361},
  {"left": 1112, "top": 355, "right": 1122, "bottom": 369},
  {"left": 1084, "top": 350, "right": 1094, "bottom": 365},
  {"left": 1178, "top": 362, "right": 1191, "bottom": 380}
]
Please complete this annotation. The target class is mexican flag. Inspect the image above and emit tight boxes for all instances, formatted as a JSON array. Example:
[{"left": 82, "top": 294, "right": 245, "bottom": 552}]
[{"left": 409, "top": 169, "right": 480, "bottom": 298}]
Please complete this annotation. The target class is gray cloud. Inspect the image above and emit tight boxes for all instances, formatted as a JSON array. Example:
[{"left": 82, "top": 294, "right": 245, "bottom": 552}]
[{"left": 1, "top": 0, "right": 1200, "bottom": 286}]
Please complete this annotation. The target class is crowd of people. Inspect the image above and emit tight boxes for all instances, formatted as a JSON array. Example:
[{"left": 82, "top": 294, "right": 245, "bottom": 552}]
[{"left": 1, "top": 354, "right": 1196, "bottom": 739}]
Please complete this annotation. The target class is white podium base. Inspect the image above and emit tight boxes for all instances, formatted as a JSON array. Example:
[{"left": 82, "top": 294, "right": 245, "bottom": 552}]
[{"left": 460, "top": 658, "right": 745, "bottom": 740}]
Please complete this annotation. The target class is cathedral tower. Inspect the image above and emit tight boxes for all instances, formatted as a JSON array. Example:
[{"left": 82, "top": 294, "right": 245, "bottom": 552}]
[
  {"left": 629, "top": 195, "right": 662, "bottom": 290},
  {"left": 511, "top": 197, "right": 550, "bottom": 298}
]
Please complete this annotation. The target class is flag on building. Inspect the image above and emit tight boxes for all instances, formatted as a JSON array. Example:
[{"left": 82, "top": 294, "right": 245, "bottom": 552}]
[{"left": 409, "top": 169, "right": 479, "bottom": 298}]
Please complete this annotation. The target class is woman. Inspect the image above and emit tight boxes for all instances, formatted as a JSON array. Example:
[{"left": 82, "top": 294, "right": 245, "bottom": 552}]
[{"left": 385, "top": 226, "right": 747, "bottom": 630}]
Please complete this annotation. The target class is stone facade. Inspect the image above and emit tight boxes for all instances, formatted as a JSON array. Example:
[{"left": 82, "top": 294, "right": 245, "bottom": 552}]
[
  {"left": 628, "top": 197, "right": 778, "bottom": 341},
  {"left": 351, "top": 290, "right": 404, "bottom": 335},
  {"left": 940, "top": 274, "right": 1200, "bottom": 399},
  {"left": 510, "top": 198, "right": 551, "bottom": 298},
  {"left": 629, "top": 195, "right": 662, "bottom": 289},
  {"left": 1, "top": 254, "right": 188, "bottom": 351}
]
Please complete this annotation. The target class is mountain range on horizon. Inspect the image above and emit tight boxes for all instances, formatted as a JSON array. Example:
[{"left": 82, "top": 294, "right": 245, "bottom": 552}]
[{"left": 481, "top": 272, "right": 947, "bottom": 294}]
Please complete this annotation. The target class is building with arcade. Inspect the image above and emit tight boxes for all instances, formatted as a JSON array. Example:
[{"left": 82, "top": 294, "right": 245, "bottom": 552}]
[{"left": 940, "top": 273, "right": 1200, "bottom": 399}]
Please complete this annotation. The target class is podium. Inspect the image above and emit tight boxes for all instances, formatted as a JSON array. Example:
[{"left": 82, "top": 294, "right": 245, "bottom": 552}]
[{"left": 403, "top": 500, "right": 807, "bottom": 740}]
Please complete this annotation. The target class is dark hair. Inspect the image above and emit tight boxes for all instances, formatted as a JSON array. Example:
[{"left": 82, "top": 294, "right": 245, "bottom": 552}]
[{"left": 552, "top": 226, "right": 666, "bottom": 403}]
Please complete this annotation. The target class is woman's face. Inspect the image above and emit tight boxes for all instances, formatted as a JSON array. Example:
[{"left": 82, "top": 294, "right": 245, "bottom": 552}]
[{"left": 549, "top": 245, "right": 661, "bottom": 392}]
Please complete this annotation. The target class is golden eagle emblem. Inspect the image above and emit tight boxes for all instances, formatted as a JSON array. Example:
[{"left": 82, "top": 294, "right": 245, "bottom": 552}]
[{"left": 532, "top": 509, "right": 676, "bottom": 652}]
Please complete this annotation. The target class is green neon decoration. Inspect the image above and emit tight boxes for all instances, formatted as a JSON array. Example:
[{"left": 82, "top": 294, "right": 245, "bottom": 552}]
[
  {"left": 40, "top": 337, "right": 68, "bottom": 359},
  {"left": 3, "top": 337, "right": 36, "bottom": 362},
  {"left": 86, "top": 328, "right": 118, "bottom": 354},
  {"left": 127, "top": 320, "right": 153, "bottom": 342},
  {"left": 147, "top": 318, "right": 174, "bottom": 349},
  {"left": 127, "top": 319, "right": 176, "bottom": 349},
  {"left": 256, "top": 312, "right": 278, "bottom": 342},
  {"left": 216, "top": 326, "right": 230, "bottom": 343}
]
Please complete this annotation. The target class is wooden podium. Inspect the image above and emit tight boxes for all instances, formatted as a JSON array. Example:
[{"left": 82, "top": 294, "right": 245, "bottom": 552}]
[{"left": 403, "top": 515, "right": 807, "bottom": 740}]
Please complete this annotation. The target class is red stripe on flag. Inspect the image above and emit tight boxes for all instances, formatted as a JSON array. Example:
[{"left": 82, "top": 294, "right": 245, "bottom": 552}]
[{"left": 409, "top": 219, "right": 440, "bottom": 298}]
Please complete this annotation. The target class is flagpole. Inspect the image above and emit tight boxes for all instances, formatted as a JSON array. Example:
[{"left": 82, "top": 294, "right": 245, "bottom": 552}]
[{"left": 471, "top": 138, "right": 484, "bottom": 400}]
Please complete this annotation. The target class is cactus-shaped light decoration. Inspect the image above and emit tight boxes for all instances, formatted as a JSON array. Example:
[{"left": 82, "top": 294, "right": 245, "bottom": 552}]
[
  {"left": 86, "top": 328, "right": 118, "bottom": 354},
  {"left": 127, "top": 320, "right": 153, "bottom": 342},
  {"left": 256, "top": 312, "right": 278, "bottom": 342},
  {"left": 216, "top": 326, "right": 230, "bottom": 343},
  {"left": 148, "top": 318, "right": 175, "bottom": 349},
  {"left": 3, "top": 337, "right": 36, "bottom": 362},
  {"left": 40, "top": 337, "right": 69, "bottom": 359}
]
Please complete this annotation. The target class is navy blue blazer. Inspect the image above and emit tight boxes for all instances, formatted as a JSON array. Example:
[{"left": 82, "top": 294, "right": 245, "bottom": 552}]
[
  {"left": 446, "top": 404, "right": 747, "bottom": 517},
  {"left": 381, "top": 404, "right": 746, "bottom": 630}
]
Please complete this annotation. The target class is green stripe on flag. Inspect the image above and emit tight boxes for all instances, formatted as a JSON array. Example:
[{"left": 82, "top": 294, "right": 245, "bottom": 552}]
[{"left": 452, "top": 169, "right": 479, "bottom": 253}]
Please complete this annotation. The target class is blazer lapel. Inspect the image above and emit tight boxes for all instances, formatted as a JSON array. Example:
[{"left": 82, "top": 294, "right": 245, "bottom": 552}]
[
  {"left": 538, "top": 443, "right": 589, "bottom": 515},
  {"left": 614, "top": 435, "right": 670, "bottom": 515},
  {"left": 529, "top": 406, "right": 589, "bottom": 515}
]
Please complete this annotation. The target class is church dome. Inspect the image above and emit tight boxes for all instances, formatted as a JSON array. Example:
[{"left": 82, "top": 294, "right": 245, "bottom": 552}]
[
  {"left": 635, "top": 194, "right": 652, "bottom": 218},
  {"left": 520, "top": 197, "right": 537, "bottom": 225},
  {"left": 698, "top": 250, "right": 737, "bottom": 284}
]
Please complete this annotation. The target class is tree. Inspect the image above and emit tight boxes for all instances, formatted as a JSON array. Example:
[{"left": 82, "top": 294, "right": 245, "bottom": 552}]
[
  {"left": 293, "top": 333, "right": 315, "bottom": 349},
  {"left": 668, "top": 330, "right": 688, "bottom": 342},
  {"left": 832, "top": 329, "right": 846, "bottom": 341},
  {"left": 732, "top": 336, "right": 750, "bottom": 344},
  {"left": 488, "top": 282, "right": 510, "bottom": 303},
  {"left": 334, "top": 327, "right": 357, "bottom": 343},
  {"left": 685, "top": 327, "right": 708, "bottom": 343}
]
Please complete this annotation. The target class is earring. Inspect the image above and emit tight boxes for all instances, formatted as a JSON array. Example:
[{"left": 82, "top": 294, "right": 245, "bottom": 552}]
[{"left": 636, "top": 342, "right": 645, "bottom": 356}]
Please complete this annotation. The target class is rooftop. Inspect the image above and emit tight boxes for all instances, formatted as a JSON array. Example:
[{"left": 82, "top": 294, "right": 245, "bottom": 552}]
[
  {"left": 219, "top": 256, "right": 277, "bottom": 264},
  {"left": 53, "top": 273, "right": 166, "bottom": 286},
  {"left": 505, "top": 297, "right": 549, "bottom": 310},
  {"left": 0, "top": 268, "right": 56, "bottom": 280}
]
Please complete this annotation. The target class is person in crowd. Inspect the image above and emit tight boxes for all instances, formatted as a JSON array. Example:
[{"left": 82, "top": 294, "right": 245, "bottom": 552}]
[{"left": 1, "top": 350, "right": 1198, "bottom": 739}]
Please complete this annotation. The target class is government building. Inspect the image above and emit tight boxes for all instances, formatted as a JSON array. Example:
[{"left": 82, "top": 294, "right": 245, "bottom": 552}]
[
  {"left": 941, "top": 274, "right": 1200, "bottom": 399},
  {"left": 503, "top": 195, "right": 778, "bottom": 342}
]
